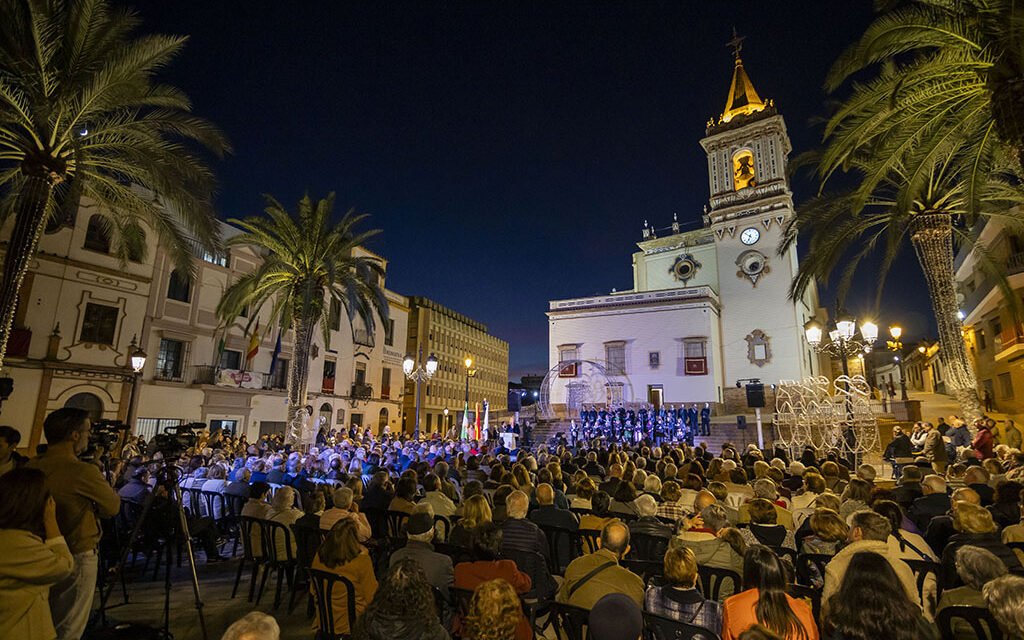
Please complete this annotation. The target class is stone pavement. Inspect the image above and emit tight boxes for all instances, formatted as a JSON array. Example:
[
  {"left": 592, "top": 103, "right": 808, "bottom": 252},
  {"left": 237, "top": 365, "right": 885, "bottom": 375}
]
[{"left": 90, "top": 552, "right": 312, "bottom": 640}]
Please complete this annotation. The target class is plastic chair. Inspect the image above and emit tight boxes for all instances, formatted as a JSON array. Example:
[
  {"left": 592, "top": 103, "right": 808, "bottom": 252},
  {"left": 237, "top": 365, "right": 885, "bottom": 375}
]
[
  {"left": 386, "top": 510, "right": 409, "bottom": 538},
  {"left": 904, "top": 558, "right": 943, "bottom": 604},
  {"left": 576, "top": 529, "right": 602, "bottom": 555},
  {"left": 433, "top": 514, "right": 451, "bottom": 542},
  {"left": 361, "top": 507, "right": 387, "bottom": 540},
  {"left": 643, "top": 610, "right": 722, "bottom": 640},
  {"left": 309, "top": 568, "right": 357, "bottom": 640},
  {"left": 231, "top": 516, "right": 265, "bottom": 601},
  {"left": 256, "top": 520, "right": 297, "bottom": 609},
  {"left": 696, "top": 565, "right": 741, "bottom": 602},
  {"left": 630, "top": 533, "right": 670, "bottom": 562},
  {"left": 935, "top": 605, "right": 1003, "bottom": 640},
  {"left": 538, "top": 523, "right": 581, "bottom": 575},
  {"left": 549, "top": 601, "right": 591, "bottom": 640},
  {"left": 795, "top": 553, "right": 832, "bottom": 587},
  {"left": 620, "top": 559, "right": 665, "bottom": 585},
  {"left": 786, "top": 583, "right": 822, "bottom": 628}
]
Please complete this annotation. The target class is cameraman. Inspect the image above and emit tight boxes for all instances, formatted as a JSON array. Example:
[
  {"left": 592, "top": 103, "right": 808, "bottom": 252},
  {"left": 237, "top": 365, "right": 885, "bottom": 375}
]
[{"left": 27, "top": 408, "right": 119, "bottom": 640}]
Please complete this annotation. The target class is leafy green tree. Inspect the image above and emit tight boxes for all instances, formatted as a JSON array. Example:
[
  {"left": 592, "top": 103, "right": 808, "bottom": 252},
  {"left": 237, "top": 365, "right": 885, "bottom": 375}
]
[
  {"left": 216, "top": 194, "right": 389, "bottom": 445},
  {"left": 0, "top": 0, "right": 228, "bottom": 368}
]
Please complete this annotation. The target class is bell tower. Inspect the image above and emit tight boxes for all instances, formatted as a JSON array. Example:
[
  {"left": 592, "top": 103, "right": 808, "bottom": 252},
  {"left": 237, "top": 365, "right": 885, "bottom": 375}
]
[{"left": 699, "top": 33, "right": 817, "bottom": 404}]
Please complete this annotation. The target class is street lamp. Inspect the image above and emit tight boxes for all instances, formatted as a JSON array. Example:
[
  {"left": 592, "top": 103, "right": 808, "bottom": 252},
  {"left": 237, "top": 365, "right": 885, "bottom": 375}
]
[
  {"left": 403, "top": 348, "right": 438, "bottom": 440},
  {"left": 804, "top": 312, "right": 878, "bottom": 379},
  {"left": 125, "top": 337, "right": 147, "bottom": 434},
  {"left": 463, "top": 356, "right": 478, "bottom": 434},
  {"left": 443, "top": 407, "right": 449, "bottom": 432},
  {"left": 887, "top": 325, "right": 908, "bottom": 401}
]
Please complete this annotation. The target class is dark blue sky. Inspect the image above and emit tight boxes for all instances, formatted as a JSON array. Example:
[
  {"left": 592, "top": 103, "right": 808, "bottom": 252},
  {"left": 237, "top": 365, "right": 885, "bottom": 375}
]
[{"left": 136, "top": 1, "right": 937, "bottom": 380}]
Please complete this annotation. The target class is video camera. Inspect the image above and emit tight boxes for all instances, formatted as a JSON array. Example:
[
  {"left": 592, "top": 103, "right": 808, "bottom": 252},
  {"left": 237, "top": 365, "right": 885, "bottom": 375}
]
[
  {"left": 84, "top": 419, "right": 130, "bottom": 459},
  {"left": 150, "top": 422, "right": 203, "bottom": 458}
]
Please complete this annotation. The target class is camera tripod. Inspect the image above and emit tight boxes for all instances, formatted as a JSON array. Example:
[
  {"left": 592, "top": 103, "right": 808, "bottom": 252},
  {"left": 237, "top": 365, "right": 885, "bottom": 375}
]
[{"left": 97, "top": 461, "right": 208, "bottom": 640}]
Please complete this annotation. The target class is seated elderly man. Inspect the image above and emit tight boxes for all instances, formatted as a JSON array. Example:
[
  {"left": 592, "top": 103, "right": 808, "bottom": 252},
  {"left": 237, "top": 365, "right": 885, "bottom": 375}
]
[
  {"left": 738, "top": 479, "right": 794, "bottom": 530},
  {"left": 823, "top": 510, "right": 920, "bottom": 616},
  {"left": 389, "top": 511, "right": 454, "bottom": 600},
  {"left": 908, "top": 474, "right": 952, "bottom": 532},
  {"left": 628, "top": 494, "right": 673, "bottom": 539},
  {"left": 319, "top": 487, "right": 371, "bottom": 541},
  {"left": 501, "top": 489, "right": 549, "bottom": 560},
  {"left": 558, "top": 521, "right": 644, "bottom": 610}
]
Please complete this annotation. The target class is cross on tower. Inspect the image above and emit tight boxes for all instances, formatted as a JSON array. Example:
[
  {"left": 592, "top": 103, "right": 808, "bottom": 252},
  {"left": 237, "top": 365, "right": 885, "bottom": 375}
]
[{"left": 727, "top": 27, "right": 746, "bottom": 60}]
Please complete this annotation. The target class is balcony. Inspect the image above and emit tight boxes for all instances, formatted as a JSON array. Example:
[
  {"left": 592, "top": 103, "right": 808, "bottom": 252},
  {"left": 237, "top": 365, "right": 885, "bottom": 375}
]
[
  {"left": 351, "top": 383, "right": 373, "bottom": 399},
  {"left": 961, "top": 251, "right": 1024, "bottom": 318},
  {"left": 191, "top": 365, "right": 217, "bottom": 385},
  {"left": 154, "top": 366, "right": 185, "bottom": 383},
  {"left": 262, "top": 372, "right": 286, "bottom": 391},
  {"left": 995, "top": 324, "right": 1024, "bottom": 362},
  {"left": 322, "top": 377, "right": 336, "bottom": 395},
  {"left": 381, "top": 385, "right": 391, "bottom": 400},
  {"left": 353, "top": 328, "right": 375, "bottom": 348}
]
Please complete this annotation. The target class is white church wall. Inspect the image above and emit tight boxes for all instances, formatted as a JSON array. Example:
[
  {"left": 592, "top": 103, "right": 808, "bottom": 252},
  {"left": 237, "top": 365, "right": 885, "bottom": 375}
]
[
  {"left": 633, "top": 242, "right": 720, "bottom": 294},
  {"left": 547, "top": 299, "right": 721, "bottom": 409}
]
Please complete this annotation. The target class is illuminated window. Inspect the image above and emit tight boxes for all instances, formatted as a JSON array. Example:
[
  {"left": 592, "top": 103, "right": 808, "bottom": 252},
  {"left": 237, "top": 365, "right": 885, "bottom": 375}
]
[{"left": 733, "top": 150, "right": 756, "bottom": 190}]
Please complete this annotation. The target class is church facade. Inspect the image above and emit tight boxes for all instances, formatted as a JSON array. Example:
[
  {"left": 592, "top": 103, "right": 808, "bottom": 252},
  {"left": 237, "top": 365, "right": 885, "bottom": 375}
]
[{"left": 547, "top": 51, "right": 821, "bottom": 415}]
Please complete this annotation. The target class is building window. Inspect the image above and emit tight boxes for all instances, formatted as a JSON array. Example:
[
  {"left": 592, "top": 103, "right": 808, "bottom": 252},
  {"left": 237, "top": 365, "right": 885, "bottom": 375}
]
[
  {"left": 683, "top": 339, "right": 708, "bottom": 375},
  {"left": 156, "top": 338, "right": 186, "bottom": 380},
  {"left": 385, "top": 319, "right": 395, "bottom": 346},
  {"left": 219, "top": 349, "right": 242, "bottom": 370},
  {"left": 355, "top": 361, "right": 367, "bottom": 385},
  {"left": 64, "top": 392, "right": 104, "bottom": 421},
  {"left": 977, "top": 329, "right": 987, "bottom": 350},
  {"left": 167, "top": 270, "right": 191, "bottom": 303},
  {"left": 83, "top": 215, "right": 111, "bottom": 253},
  {"left": 733, "top": 149, "right": 756, "bottom": 190},
  {"left": 271, "top": 358, "right": 288, "bottom": 389},
  {"left": 322, "top": 360, "right": 336, "bottom": 394},
  {"left": 79, "top": 303, "right": 119, "bottom": 345},
  {"left": 329, "top": 299, "right": 341, "bottom": 331},
  {"left": 381, "top": 367, "right": 391, "bottom": 399},
  {"left": 605, "top": 343, "right": 626, "bottom": 375},
  {"left": 999, "top": 372, "right": 1013, "bottom": 398}
]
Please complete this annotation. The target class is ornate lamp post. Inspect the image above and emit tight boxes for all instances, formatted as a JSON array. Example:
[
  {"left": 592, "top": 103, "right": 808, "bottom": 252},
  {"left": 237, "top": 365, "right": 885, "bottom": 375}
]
[
  {"left": 463, "top": 356, "right": 478, "bottom": 433},
  {"left": 443, "top": 407, "right": 449, "bottom": 433},
  {"left": 804, "top": 312, "right": 879, "bottom": 379},
  {"left": 887, "top": 325, "right": 909, "bottom": 401},
  {"left": 125, "top": 337, "right": 147, "bottom": 433},
  {"left": 403, "top": 348, "right": 438, "bottom": 440}
]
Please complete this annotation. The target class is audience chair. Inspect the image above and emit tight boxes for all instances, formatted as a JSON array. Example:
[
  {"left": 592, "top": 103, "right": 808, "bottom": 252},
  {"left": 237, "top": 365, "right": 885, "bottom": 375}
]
[
  {"left": 786, "top": 583, "right": 822, "bottom": 630},
  {"left": 386, "top": 510, "right": 409, "bottom": 538},
  {"left": 503, "top": 548, "right": 558, "bottom": 601},
  {"left": 620, "top": 559, "right": 665, "bottom": 586},
  {"left": 696, "top": 565, "right": 742, "bottom": 602},
  {"left": 232, "top": 516, "right": 265, "bottom": 601},
  {"left": 570, "top": 507, "right": 592, "bottom": 518},
  {"left": 904, "top": 558, "right": 943, "bottom": 609},
  {"left": 630, "top": 533, "right": 670, "bottom": 562},
  {"left": 309, "top": 568, "right": 357, "bottom": 640},
  {"left": 538, "top": 523, "right": 581, "bottom": 575},
  {"left": 795, "top": 553, "right": 832, "bottom": 587},
  {"left": 434, "top": 542, "right": 474, "bottom": 566},
  {"left": 433, "top": 514, "right": 452, "bottom": 542},
  {"left": 361, "top": 507, "right": 387, "bottom": 540},
  {"left": 575, "top": 529, "right": 602, "bottom": 555},
  {"left": 548, "top": 601, "right": 591, "bottom": 640},
  {"left": 256, "top": 520, "right": 297, "bottom": 610},
  {"left": 769, "top": 545, "right": 797, "bottom": 567},
  {"left": 935, "top": 605, "right": 1003, "bottom": 640},
  {"left": 643, "top": 610, "right": 722, "bottom": 640},
  {"left": 224, "top": 494, "right": 246, "bottom": 556},
  {"left": 289, "top": 522, "right": 322, "bottom": 614}
]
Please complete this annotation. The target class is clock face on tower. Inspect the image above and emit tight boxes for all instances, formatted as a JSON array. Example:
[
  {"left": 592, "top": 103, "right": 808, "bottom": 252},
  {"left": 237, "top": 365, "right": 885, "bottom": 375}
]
[{"left": 740, "top": 227, "right": 760, "bottom": 245}]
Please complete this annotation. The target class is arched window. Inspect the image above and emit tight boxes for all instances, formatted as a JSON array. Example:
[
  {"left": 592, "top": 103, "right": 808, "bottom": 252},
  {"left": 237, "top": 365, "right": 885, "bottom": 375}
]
[
  {"left": 318, "top": 403, "right": 332, "bottom": 428},
  {"left": 64, "top": 392, "right": 104, "bottom": 422},
  {"left": 167, "top": 269, "right": 191, "bottom": 303},
  {"left": 378, "top": 408, "right": 388, "bottom": 431},
  {"left": 126, "top": 231, "right": 146, "bottom": 263},
  {"left": 732, "top": 149, "right": 756, "bottom": 190},
  {"left": 83, "top": 215, "right": 111, "bottom": 253}
]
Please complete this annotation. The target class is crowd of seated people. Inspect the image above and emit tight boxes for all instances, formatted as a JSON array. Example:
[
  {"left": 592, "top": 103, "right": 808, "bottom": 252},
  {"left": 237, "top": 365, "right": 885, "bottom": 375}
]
[{"left": 3, "top": 411, "right": 1024, "bottom": 640}]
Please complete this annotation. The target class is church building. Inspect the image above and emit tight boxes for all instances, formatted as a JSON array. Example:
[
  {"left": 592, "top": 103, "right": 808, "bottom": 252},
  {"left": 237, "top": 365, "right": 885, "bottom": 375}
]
[{"left": 546, "top": 48, "right": 821, "bottom": 415}]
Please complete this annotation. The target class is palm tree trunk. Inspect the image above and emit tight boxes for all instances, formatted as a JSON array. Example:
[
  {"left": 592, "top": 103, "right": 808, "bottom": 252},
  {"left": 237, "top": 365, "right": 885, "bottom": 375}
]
[
  {"left": 909, "top": 213, "right": 982, "bottom": 423},
  {"left": 286, "top": 315, "right": 315, "bottom": 446},
  {"left": 0, "top": 175, "right": 56, "bottom": 370}
]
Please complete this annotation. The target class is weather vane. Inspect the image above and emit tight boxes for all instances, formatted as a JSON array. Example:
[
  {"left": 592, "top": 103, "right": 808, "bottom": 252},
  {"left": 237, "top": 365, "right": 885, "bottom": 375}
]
[{"left": 727, "top": 27, "right": 745, "bottom": 60}]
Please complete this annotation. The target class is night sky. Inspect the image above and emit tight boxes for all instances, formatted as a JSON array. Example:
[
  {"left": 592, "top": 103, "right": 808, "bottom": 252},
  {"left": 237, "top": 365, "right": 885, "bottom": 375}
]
[{"left": 133, "top": 1, "right": 937, "bottom": 379}]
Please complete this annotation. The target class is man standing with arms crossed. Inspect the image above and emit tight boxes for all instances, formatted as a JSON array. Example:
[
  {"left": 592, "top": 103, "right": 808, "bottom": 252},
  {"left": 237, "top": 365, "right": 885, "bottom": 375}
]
[{"left": 28, "top": 408, "right": 120, "bottom": 639}]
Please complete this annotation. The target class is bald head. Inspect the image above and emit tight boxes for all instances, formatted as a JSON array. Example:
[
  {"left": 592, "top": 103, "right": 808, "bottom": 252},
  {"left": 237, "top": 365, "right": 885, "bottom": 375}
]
[
  {"left": 599, "top": 521, "right": 630, "bottom": 558},
  {"left": 922, "top": 475, "right": 947, "bottom": 495},
  {"left": 694, "top": 489, "right": 717, "bottom": 512}
]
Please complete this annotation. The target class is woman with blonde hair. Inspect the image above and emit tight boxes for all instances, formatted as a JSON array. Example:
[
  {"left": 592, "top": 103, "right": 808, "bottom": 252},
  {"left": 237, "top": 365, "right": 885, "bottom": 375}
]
[
  {"left": 941, "top": 502, "right": 1022, "bottom": 588},
  {"left": 450, "top": 494, "right": 492, "bottom": 548},
  {"left": 645, "top": 545, "right": 722, "bottom": 632},
  {"left": 463, "top": 578, "right": 522, "bottom": 640},
  {"left": 510, "top": 464, "right": 533, "bottom": 498},
  {"left": 312, "top": 518, "right": 378, "bottom": 636}
]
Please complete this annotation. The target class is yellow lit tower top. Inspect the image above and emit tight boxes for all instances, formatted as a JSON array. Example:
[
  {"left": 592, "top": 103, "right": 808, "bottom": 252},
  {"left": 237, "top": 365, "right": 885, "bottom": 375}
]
[{"left": 720, "top": 29, "right": 768, "bottom": 124}]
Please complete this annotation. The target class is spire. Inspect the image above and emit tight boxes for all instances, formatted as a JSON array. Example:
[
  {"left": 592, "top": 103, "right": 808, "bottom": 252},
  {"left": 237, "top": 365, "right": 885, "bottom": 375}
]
[{"left": 721, "top": 29, "right": 767, "bottom": 123}]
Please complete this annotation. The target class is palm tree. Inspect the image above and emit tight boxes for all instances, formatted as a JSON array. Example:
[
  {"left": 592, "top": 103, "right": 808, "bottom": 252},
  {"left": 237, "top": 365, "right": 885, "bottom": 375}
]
[
  {"left": 783, "top": 148, "right": 1023, "bottom": 422},
  {"left": 0, "top": 0, "right": 229, "bottom": 368},
  {"left": 821, "top": 0, "right": 1024, "bottom": 205},
  {"left": 216, "top": 194, "right": 389, "bottom": 445}
]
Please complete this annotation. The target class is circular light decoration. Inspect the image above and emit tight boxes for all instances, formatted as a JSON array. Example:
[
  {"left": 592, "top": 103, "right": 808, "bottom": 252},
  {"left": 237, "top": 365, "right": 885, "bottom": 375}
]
[
  {"left": 736, "top": 249, "right": 770, "bottom": 286},
  {"left": 670, "top": 254, "right": 702, "bottom": 284}
]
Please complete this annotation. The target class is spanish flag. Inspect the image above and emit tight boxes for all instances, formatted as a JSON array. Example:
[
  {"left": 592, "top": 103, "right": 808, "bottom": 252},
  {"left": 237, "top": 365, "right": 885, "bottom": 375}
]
[{"left": 245, "top": 319, "right": 260, "bottom": 369}]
